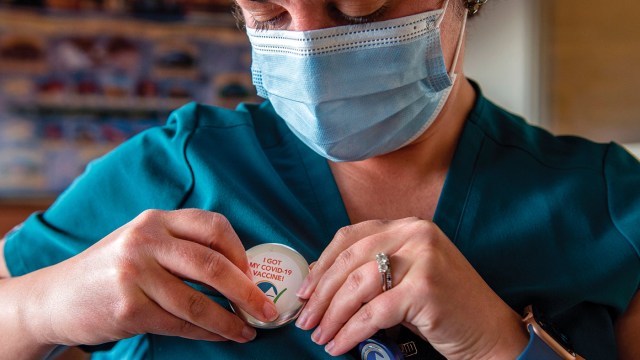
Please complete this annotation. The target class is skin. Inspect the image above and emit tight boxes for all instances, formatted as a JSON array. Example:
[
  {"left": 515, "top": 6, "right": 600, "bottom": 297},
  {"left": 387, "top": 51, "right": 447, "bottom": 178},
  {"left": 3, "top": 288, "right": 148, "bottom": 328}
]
[{"left": 0, "top": 0, "right": 638, "bottom": 359}]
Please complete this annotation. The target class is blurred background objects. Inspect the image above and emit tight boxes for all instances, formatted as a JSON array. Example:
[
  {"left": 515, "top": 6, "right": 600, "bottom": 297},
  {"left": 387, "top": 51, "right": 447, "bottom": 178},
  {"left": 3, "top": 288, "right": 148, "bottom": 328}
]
[{"left": 0, "top": 0, "right": 257, "bottom": 204}]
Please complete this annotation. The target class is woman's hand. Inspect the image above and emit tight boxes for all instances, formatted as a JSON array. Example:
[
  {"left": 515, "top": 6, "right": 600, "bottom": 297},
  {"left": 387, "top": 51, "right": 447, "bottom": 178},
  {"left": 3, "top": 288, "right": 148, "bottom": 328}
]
[
  {"left": 295, "top": 217, "right": 528, "bottom": 359},
  {"left": 24, "top": 209, "right": 278, "bottom": 347}
]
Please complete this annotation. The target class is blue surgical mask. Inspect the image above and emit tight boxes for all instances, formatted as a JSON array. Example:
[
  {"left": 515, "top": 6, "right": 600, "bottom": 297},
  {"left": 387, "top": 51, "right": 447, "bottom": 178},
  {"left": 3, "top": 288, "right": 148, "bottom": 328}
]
[{"left": 247, "top": 0, "right": 465, "bottom": 162}]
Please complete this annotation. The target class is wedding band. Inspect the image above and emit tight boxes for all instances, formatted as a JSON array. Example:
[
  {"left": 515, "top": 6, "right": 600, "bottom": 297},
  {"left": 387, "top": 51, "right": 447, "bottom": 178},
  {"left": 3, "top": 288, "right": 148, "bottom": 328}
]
[{"left": 376, "top": 253, "right": 392, "bottom": 292}]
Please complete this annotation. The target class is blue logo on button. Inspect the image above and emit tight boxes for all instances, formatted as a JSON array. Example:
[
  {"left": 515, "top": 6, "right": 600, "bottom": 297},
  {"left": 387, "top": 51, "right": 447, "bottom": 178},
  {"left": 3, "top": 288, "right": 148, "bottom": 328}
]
[{"left": 256, "top": 280, "right": 287, "bottom": 304}]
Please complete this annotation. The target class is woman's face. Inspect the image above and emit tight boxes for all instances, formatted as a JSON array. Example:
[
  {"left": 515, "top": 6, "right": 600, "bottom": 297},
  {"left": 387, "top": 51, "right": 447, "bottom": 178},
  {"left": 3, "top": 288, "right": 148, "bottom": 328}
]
[{"left": 234, "top": 0, "right": 447, "bottom": 31}]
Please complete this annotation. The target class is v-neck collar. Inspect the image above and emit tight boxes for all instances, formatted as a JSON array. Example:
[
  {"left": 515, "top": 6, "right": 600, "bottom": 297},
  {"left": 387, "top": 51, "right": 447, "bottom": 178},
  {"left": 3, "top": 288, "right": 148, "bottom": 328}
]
[
  {"left": 432, "top": 83, "right": 487, "bottom": 243},
  {"left": 294, "top": 138, "right": 352, "bottom": 244}
]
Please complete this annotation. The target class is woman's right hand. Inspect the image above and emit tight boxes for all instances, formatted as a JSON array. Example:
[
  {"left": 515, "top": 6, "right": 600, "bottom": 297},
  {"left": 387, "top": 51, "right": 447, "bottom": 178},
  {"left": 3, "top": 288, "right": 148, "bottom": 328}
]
[{"left": 24, "top": 209, "right": 278, "bottom": 347}]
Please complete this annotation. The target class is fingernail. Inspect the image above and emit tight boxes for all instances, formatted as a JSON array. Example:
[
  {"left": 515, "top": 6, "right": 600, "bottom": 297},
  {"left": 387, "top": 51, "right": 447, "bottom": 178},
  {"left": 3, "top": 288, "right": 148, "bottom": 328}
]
[
  {"left": 295, "top": 310, "right": 309, "bottom": 329},
  {"left": 324, "top": 340, "right": 335, "bottom": 355},
  {"left": 296, "top": 278, "right": 310, "bottom": 298},
  {"left": 311, "top": 327, "right": 322, "bottom": 344},
  {"left": 242, "top": 326, "right": 256, "bottom": 341},
  {"left": 263, "top": 301, "right": 278, "bottom": 321}
]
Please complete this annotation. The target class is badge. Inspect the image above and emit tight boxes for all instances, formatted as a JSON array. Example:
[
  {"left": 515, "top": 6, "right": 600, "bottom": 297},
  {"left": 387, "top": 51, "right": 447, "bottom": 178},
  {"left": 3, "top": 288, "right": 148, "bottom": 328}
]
[{"left": 231, "top": 243, "right": 309, "bottom": 329}]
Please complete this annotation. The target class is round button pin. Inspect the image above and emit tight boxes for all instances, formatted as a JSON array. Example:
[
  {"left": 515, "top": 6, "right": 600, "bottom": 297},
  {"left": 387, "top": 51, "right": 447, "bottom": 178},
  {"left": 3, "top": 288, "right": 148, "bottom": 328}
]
[
  {"left": 359, "top": 336, "right": 403, "bottom": 360},
  {"left": 231, "top": 243, "right": 309, "bottom": 329}
]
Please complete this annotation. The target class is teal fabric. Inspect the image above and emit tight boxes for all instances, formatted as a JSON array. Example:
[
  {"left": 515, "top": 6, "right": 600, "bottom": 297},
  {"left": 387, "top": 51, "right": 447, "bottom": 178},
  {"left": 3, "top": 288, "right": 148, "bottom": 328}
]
[{"left": 5, "top": 86, "right": 640, "bottom": 359}]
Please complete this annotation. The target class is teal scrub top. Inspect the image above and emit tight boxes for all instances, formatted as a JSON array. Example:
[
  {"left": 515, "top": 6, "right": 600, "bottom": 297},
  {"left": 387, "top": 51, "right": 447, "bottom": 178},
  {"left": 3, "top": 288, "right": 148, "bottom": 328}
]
[{"left": 5, "top": 86, "right": 640, "bottom": 359}]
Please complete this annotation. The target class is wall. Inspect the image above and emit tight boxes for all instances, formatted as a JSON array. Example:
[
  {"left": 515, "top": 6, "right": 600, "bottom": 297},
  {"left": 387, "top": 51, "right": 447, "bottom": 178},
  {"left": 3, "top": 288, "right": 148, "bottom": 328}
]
[
  {"left": 464, "top": 0, "right": 541, "bottom": 124},
  {"left": 463, "top": 0, "right": 640, "bottom": 159}
]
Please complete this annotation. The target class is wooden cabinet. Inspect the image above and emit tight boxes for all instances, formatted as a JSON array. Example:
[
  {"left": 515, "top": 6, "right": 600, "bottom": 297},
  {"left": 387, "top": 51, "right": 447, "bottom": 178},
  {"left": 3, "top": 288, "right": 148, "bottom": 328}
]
[
  {"left": 0, "top": 201, "right": 51, "bottom": 237},
  {"left": 542, "top": 0, "right": 640, "bottom": 144}
]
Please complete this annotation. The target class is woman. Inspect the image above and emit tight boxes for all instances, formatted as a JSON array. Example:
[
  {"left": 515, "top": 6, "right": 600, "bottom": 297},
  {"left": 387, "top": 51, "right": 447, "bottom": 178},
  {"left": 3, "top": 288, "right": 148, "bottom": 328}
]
[{"left": 1, "top": 0, "right": 638, "bottom": 359}]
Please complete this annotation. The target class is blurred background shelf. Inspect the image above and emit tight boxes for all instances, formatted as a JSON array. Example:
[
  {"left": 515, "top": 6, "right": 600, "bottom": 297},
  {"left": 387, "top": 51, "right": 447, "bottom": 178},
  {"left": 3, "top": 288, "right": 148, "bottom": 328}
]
[
  {"left": 0, "top": 3, "right": 257, "bottom": 208},
  {"left": 7, "top": 94, "right": 192, "bottom": 113}
]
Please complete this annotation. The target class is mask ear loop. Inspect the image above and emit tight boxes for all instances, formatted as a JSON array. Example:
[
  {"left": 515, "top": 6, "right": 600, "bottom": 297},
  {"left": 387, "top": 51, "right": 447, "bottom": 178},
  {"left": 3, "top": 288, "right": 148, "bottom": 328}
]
[
  {"left": 435, "top": 0, "right": 467, "bottom": 79},
  {"left": 449, "top": 10, "right": 468, "bottom": 79},
  {"left": 436, "top": 0, "right": 450, "bottom": 28}
]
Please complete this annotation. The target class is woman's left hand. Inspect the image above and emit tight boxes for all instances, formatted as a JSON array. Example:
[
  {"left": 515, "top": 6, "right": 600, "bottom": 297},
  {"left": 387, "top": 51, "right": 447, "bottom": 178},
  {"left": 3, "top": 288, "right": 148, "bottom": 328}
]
[{"left": 295, "top": 217, "right": 528, "bottom": 359}]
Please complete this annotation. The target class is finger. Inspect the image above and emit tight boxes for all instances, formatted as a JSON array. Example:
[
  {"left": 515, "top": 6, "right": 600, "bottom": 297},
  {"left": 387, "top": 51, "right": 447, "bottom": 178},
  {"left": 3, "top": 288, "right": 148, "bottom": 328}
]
[
  {"left": 296, "top": 230, "right": 403, "bottom": 330},
  {"left": 103, "top": 283, "right": 228, "bottom": 343},
  {"left": 139, "top": 262, "right": 257, "bottom": 343},
  {"left": 136, "top": 296, "right": 229, "bottom": 342},
  {"left": 324, "top": 290, "right": 406, "bottom": 356},
  {"left": 158, "top": 209, "right": 252, "bottom": 278},
  {"left": 312, "top": 256, "right": 411, "bottom": 345},
  {"left": 309, "top": 262, "right": 379, "bottom": 345},
  {"left": 153, "top": 237, "right": 278, "bottom": 324},
  {"left": 297, "top": 219, "right": 396, "bottom": 299}
]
